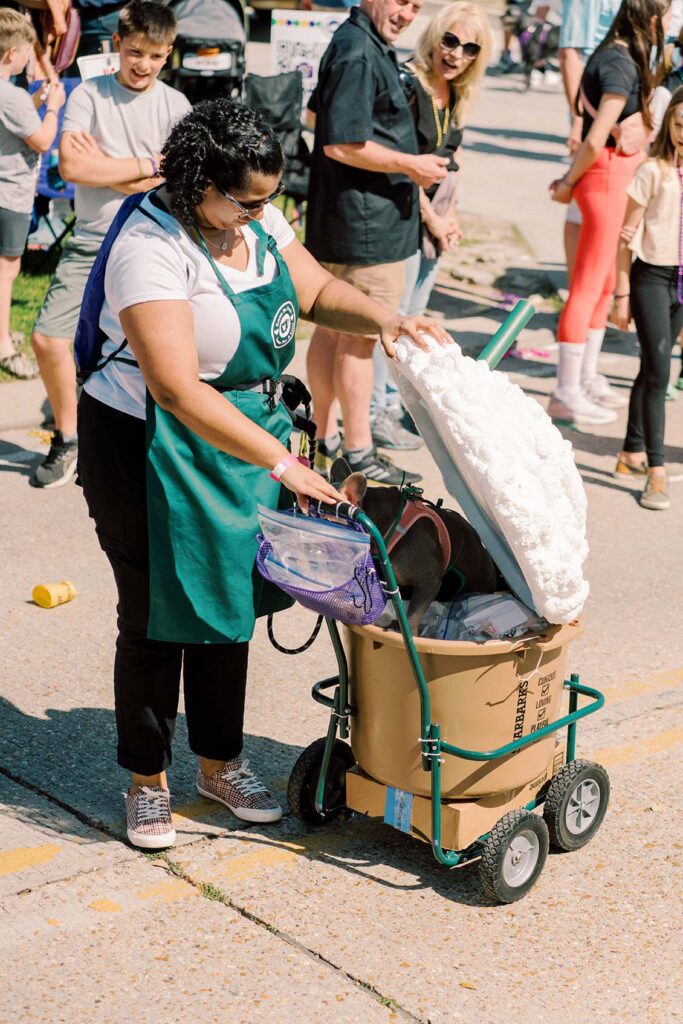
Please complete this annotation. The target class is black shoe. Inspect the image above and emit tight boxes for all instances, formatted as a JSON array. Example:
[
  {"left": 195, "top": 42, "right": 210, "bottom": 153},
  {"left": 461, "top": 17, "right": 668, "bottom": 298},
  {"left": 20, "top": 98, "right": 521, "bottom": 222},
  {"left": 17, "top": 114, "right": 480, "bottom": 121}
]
[
  {"left": 346, "top": 447, "right": 421, "bottom": 485},
  {"left": 32, "top": 431, "right": 78, "bottom": 489}
]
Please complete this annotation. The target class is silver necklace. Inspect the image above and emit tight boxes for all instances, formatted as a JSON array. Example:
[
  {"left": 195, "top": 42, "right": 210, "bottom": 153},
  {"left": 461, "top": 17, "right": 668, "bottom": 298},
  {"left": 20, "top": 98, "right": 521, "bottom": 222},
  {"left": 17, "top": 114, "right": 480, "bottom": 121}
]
[{"left": 197, "top": 224, "right": 232, "bottom": 252}]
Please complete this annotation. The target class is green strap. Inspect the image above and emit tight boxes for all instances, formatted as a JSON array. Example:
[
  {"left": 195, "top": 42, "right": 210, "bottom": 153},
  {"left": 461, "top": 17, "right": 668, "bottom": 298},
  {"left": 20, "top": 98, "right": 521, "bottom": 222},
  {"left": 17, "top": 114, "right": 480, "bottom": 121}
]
[{"left": 194, "top": 220, "right": 269, "bottom": 299}]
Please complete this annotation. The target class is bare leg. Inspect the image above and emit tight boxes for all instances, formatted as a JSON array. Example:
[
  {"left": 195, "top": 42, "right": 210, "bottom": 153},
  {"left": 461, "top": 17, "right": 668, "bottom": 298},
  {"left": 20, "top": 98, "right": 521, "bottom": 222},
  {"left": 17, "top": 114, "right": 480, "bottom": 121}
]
[
  {"left": 0, "top": 255, "right": 21, "bottom": 358},
  {"left": 199, "top": 757, "right": 229, "bottom": 776},
  {"left": 307, "top": 325, "right": 340, "bottom": 439},
  {"left": 335, "top": 331, "right": 375, "bottom": 450},
  {"left": 131, "top": 770, "right": 168, "bottom": 794},
  {"left": 31, "top": 332, "right": 77, "bottom": 435}
]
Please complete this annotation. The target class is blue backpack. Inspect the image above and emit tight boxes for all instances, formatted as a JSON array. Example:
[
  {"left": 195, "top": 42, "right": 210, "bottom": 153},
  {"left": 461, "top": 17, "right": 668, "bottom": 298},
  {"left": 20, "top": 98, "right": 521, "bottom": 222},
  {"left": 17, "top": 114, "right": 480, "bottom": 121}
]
[{"left": 74, "top": 191, "right": 159, "bottom": 384}]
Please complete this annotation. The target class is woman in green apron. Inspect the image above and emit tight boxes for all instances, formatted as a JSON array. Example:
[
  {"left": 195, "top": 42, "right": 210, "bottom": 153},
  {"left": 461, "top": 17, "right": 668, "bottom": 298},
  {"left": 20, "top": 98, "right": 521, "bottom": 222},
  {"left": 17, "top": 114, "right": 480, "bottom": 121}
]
[{"left": 77, "top": 99, "right": 452, "bottom": 849}]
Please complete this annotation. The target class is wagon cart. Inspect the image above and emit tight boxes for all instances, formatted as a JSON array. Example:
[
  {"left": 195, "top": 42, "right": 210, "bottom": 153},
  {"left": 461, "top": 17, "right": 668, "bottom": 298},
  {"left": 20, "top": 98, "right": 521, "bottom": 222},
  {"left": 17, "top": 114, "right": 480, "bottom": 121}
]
[{"left": 260, "top": 302, "right": 609, "bottom": 903}]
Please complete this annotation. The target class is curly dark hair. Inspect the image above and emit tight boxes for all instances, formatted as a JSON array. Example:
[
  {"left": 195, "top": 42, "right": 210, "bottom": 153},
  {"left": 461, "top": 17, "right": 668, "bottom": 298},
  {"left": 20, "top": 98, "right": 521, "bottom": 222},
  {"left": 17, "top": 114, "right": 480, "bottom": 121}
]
[{"left": 160, "top": 100, "right": 284, "bottom": 226}]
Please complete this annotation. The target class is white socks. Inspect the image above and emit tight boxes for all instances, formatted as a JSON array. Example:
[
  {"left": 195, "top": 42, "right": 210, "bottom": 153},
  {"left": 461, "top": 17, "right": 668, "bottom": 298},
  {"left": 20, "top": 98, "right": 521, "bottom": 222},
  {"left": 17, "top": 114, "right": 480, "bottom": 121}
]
[
  {"left": 581, "top": 328, "right": 606, "bottom": 384},
  {"left": 556, "top": 342, "right": 585, "bottom": 398}
]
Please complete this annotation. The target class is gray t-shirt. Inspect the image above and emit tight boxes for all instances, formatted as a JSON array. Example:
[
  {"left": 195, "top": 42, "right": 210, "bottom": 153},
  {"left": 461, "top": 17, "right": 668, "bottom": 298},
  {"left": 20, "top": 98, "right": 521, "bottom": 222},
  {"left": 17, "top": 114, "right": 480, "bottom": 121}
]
[
  {"left": 62, "top": 75, "right": 191, "bottom": 240},
  {"left": 0, "top": 78, "right": 42, "bottom": 214}
]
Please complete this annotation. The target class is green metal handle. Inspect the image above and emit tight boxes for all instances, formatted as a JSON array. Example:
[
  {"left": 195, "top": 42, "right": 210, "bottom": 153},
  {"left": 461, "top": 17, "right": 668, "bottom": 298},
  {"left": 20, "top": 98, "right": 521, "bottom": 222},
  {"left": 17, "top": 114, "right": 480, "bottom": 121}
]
[
  {"left": 438, "top": 676, "right": 605, "bottom": 763},
  {"left": 477, "top": 298, "right": 537, "bottom": 368}
]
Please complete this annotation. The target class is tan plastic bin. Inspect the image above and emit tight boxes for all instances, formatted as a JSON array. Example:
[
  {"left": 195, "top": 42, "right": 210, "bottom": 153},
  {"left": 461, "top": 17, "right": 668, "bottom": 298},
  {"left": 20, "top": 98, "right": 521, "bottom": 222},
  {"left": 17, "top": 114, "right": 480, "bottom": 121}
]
[{"left": 344, "top": 620, "right": 581, "bottom": 799}]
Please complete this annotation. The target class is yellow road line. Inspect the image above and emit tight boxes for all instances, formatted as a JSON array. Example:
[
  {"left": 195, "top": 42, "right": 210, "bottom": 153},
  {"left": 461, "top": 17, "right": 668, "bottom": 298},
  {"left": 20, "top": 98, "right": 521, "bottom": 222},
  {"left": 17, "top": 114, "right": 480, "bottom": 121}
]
[
  {"left": 597, "top": 667, "right": 683, "bottom": 705},
  {"left": 0, "top": 844, "right": 60, "bottom": 877},
  {"left": 590, "top": 725, "right": 683, "bottom": 768}
]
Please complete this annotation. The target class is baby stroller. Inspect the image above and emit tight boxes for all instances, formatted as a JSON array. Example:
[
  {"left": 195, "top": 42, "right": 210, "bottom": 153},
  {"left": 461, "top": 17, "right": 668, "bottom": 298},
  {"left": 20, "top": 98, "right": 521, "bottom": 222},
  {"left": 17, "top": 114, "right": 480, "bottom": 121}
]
[{"left": 161, "top": 0, "right": 246, "bottom": 103}]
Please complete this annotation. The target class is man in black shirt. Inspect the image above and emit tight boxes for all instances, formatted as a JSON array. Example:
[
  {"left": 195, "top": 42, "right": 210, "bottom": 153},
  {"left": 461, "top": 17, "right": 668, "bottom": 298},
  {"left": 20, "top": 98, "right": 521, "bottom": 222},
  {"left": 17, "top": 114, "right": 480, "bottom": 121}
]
[{"left": 305, "top": 0, "right": 448, "bottom": 484}]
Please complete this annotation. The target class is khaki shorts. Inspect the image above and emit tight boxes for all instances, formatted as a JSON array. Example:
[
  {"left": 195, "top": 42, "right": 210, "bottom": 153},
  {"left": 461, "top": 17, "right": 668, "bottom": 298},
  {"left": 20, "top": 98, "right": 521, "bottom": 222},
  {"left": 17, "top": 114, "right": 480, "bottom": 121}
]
[
  {"left": 321, "top": 260, "right": 407, "bottom": 319},
  {"left": 34, "top": 236, "right": 101, "bottom": 339}
]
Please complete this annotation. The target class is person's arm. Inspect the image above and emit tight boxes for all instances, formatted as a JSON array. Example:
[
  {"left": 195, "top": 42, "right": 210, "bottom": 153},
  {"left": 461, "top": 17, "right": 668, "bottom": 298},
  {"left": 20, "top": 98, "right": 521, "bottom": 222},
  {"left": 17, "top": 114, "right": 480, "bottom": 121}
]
[
  {"left": 23, "top": 82, "right": 65, "bottom": 154},
  {"left": 558, "top": 47, "right": 585, "bottom": 152},
  {"left": 280, "top": 237, "right": 454, "bottom": 357},
  {"left": 119, "top": 299, "right": 342, "bottom": 511},
  {"left": 549, "top": 92, "right": 628, "bottom": 202},
  {"left": 323, "top": 140, "right": 448, "bottom": 189},
  {"left": 59, "top": 130, "right": 160, "bottom": 188},
  {"left": 612, "top": 197, "right": 647, "bottom": 329}
]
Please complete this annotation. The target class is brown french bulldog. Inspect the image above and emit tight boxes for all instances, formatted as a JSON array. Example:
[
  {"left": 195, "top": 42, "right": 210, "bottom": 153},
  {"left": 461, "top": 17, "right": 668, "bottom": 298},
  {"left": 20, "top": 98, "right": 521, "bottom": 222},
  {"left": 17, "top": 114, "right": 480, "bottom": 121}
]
[{"left": 331, "top": 458, "right": 499, "bottom": 632}]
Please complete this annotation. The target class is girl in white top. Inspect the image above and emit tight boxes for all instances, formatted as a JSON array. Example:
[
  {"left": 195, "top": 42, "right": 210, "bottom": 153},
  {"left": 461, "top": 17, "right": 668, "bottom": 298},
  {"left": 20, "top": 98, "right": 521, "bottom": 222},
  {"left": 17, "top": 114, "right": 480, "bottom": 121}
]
[{"left": 612, "top": 87, "right": 683, "bottom": 509}]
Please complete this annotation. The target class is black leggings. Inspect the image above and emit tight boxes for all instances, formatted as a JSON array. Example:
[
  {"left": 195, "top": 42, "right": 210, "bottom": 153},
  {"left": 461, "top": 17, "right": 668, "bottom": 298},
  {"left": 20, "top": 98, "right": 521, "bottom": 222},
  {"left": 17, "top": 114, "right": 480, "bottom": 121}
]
[
  {"left": 77, "top": 391, "right": 248, "bottom": 776},
  {"left": 623, "top": 259, "right": 683, "bottom": 468}
]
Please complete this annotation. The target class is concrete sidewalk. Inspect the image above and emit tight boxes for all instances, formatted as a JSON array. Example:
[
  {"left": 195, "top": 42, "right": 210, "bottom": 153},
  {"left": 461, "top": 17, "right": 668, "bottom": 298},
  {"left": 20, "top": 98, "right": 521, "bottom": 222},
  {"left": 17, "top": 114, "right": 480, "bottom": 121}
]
[{"left": 2, "top": 55, "right": 683, "bottom": 1024}]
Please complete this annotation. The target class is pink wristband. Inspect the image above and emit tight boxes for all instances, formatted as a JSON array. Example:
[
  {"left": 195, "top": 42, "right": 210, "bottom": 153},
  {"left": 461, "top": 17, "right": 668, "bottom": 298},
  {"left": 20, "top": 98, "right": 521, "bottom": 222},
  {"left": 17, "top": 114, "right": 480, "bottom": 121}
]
[{"left": 269, "top": 452, "right": 299, "bottom": 481}]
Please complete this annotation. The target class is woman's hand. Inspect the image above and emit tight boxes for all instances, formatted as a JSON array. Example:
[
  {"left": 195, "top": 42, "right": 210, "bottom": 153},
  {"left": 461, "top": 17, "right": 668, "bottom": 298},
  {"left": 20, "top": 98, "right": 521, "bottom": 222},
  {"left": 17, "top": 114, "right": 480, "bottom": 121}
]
[
  {"left": 549, "top": 176, "right": 573, "bottom": 204},
  {"left": 280, "top": 461, "right": 343, "bottom": 514},
  {"left": 610, "top": 295, "right": 631, "bottom": 331},
  {"left": 378, "top": 315, "right": 453, "bottom": 359}
]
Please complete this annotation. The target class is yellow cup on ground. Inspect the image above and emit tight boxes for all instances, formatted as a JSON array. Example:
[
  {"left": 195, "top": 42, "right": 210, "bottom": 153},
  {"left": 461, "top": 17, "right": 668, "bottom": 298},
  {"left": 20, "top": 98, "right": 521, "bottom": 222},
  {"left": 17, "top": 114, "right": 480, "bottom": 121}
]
[{"left": 32, "top": 580, "right": 77, "bottom": 609}]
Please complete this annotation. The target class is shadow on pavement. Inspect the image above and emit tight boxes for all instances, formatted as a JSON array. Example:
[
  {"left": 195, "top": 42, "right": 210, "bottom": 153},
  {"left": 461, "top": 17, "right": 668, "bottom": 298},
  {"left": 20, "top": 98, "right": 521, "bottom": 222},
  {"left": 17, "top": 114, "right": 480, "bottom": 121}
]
[
  {"left": 0, "top": 440, "right": 40, "bottom": 477},
  {"left": 0, "top": 696, "right": 491, "bottom": 905}
]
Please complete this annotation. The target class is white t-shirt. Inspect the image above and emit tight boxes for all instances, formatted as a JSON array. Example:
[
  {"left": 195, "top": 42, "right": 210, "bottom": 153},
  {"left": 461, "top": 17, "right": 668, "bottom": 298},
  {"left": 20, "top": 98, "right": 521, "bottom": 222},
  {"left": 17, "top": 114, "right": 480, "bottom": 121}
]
[
  {"left": 84, "top": 195, "right": 297, "bottom": 420},
  {"left": 62, "top": 75, "right": 191, "bottom": 239}
]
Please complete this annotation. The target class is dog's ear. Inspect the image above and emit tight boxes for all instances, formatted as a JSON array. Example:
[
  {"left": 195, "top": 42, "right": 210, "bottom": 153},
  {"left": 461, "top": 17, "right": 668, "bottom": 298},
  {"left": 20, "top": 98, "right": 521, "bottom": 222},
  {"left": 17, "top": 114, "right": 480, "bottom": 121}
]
[
  {"left": 330, "top": 457, "right": 352, "bottom": 485},
  {"left": 339, "top": 472, "right": 368, "bottom": 508}
]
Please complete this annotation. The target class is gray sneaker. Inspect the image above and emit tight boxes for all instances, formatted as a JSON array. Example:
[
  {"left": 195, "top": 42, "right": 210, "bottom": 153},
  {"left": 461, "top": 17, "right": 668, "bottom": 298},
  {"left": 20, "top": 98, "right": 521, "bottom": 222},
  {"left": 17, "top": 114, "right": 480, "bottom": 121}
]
[
  {"left": 371, "top": 411, "right": 423, "bottom": 451},
  {"left": 640, "top": 474, "right": 670, "bottom": 510},
  {"left": 32, "top": 431, "right": 78, "bottom": 489},
  {"left": 346, "top": 447, "right": 422, "bottom": 485}
]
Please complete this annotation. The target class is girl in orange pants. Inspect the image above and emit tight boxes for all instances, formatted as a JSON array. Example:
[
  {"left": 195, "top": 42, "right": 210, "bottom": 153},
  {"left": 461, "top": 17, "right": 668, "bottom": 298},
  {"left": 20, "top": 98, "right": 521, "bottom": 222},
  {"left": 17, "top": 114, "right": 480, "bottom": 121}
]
[{"left": 549, "top": 0, "right": 670, "bottom": 427}]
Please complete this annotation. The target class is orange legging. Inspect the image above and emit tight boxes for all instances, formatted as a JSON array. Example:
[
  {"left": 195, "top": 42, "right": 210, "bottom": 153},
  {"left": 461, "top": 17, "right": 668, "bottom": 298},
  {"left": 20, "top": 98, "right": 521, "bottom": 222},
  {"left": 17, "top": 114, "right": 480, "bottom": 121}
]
[{"left": 558, "top": 147, "right": 643, "bottom": 343}]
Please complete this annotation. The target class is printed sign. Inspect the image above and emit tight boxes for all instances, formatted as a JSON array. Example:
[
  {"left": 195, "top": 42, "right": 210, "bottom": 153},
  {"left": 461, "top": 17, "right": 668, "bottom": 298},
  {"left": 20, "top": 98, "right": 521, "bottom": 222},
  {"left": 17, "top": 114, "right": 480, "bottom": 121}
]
[
  {"left": 76, "top": 53, "right": 120, "bottom": 81},
  {"left": 384, "top": 786, "right": 413, "bottom": 834},
  {"left": 270, "top": 8, "right": 350, "bottom": 110}
]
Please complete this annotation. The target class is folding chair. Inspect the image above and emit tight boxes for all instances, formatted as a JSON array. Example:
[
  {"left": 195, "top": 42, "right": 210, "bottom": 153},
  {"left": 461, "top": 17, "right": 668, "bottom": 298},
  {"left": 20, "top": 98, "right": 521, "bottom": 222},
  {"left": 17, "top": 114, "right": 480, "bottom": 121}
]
[{"left": 244, "top": 71, "right": 310, "bottom": 224}]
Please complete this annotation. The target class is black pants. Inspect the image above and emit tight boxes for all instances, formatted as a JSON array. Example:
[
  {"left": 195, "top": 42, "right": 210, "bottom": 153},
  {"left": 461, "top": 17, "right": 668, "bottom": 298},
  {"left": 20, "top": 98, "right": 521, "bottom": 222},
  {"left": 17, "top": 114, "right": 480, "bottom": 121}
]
[
  {"left": 623, "top": 259, "right": 683, "bottom": 468},
  {"left": 77, "top": 391, "right": 248, "bottom": 775}
]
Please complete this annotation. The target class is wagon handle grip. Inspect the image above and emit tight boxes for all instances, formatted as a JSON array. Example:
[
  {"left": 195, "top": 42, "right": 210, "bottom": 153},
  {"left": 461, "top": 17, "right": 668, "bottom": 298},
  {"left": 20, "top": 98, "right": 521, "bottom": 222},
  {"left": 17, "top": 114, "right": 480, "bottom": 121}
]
[{"left": 477, "top": 297, "right": 538, "bottom": 368}]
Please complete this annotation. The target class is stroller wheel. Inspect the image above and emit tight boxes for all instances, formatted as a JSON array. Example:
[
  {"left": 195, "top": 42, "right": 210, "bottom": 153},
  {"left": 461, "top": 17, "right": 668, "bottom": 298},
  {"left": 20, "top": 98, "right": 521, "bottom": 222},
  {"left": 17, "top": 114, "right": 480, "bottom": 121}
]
[
  {"left": 288, "top": 738, "right": 355, "bottom": 826},
  {"left": 478, "top": 809, "right": 549, "bottom": 904},
  {"left": 543, "top": 759, "right": 610, "bottom": 851}
]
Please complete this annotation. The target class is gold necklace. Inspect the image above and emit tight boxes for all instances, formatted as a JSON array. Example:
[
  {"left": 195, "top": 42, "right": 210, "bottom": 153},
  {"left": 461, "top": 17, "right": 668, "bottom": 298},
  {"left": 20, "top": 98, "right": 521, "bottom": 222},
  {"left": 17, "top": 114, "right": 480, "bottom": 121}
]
[{"left": 431, "top": 95, "right": 451, "bottom": 150}]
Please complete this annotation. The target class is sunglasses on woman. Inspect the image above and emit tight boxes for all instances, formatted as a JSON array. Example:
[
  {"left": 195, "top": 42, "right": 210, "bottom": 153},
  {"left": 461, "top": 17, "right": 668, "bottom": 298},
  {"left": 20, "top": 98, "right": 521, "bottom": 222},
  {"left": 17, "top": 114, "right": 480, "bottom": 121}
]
[
  {"left": 440, "top": 32, "right": 481, "bottom": 60},
  {"left": 215, "top": 181, "right": 286, "bottom": 215}
]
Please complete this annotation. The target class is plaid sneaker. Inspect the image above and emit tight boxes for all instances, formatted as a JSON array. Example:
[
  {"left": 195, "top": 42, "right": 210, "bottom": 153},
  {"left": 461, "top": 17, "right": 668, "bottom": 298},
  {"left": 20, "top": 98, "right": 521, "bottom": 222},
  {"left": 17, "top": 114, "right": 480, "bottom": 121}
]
[
  {"left": 125, "top": 786, "right": 176, "bottom": 849},
  {"left": 196, "top": 757, "right": 283, "bottom": 823},
  {"left": 32, "top": 431, "right": 78, "bottom": 489}
]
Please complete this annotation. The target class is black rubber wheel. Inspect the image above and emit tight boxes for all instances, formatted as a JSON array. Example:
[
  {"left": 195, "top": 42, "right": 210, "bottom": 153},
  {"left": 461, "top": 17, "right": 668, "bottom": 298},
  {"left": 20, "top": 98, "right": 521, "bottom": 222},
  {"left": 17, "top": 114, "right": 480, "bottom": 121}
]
[
  {"left": 543, "top": 759, "right": 610, "bottom": 851},
  {"left": 478, "top": 809, "right": 549, "bottom": 904},
  {"left": 287, "top": 738, "right": 355, "bottom": 826}
]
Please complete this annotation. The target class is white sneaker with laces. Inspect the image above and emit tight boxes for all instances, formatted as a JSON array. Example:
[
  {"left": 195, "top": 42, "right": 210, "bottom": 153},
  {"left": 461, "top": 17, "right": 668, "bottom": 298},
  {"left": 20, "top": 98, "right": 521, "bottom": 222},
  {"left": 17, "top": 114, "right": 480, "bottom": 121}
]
[
  {"left": 548, "top": 390, "right": 617, "bottom": 426},
  {"left": 582, "top": 374, "right": 628, "bottom": 409},
  {"left": 125, "top": 786, "right": 176, "bottom": 849},
  {"left": 196, "top": 757, "right": 282, "bottom": 823}
]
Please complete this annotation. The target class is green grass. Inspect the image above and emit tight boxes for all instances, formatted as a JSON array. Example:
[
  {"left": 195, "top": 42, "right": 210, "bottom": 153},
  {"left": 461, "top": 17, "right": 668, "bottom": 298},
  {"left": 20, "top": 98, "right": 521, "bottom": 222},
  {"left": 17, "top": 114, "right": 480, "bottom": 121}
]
[{"left": 1, "top": 249, "right": 58, "bottom": 383}]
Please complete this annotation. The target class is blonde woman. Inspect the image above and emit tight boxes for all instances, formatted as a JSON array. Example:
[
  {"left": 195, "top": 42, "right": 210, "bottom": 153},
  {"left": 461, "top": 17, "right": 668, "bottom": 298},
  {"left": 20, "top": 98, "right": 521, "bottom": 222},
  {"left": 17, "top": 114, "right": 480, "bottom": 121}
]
[{"left": 371, "top": 2, "right": 492, "bottom": 447}]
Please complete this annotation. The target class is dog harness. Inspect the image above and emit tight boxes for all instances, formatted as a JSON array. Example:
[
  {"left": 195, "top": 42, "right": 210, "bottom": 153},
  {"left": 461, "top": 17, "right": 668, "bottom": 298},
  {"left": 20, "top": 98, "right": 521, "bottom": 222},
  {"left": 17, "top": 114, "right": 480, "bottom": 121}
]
[{"left": 384, "top": 498, "right": 452, "bottom": 573}]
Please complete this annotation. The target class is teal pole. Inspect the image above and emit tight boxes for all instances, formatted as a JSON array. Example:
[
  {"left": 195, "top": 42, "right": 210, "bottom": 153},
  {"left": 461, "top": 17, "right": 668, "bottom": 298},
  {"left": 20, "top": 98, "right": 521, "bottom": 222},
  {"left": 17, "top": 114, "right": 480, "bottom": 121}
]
[{"left": 477, "top": 298, "right": 537, "bottom": 369}]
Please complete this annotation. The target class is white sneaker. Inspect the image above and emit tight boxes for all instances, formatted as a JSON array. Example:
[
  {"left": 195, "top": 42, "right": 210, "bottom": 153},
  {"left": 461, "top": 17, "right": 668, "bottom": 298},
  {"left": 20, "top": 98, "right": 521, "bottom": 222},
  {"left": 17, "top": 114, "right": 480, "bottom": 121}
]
[
  {"left": 582, "top": 374, "right": 628, "bottom": 409},
  {"left": 529, "top": 69, "right": 544, "bottom": 89},
  {"left": 548, "top": 390, "right": 617, "bottom": 426},
  {"left": 544, "top": 69, "right": 561, "bottom": 87}
]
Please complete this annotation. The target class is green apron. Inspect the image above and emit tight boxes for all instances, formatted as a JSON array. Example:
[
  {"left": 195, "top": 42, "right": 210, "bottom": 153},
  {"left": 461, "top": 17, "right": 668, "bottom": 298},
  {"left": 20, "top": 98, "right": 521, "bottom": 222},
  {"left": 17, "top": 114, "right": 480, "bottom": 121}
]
[{"left": 146, "top": 219, "right": 298, "bottom": 644}]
